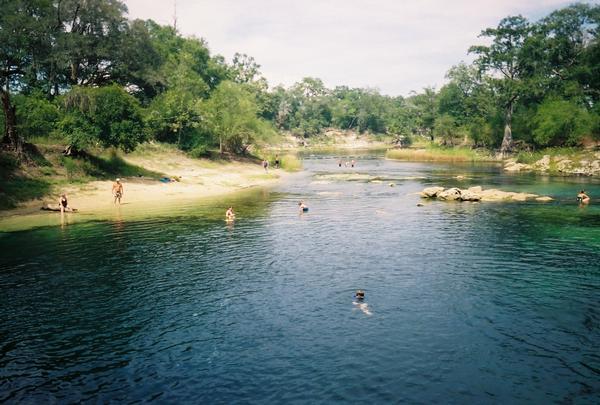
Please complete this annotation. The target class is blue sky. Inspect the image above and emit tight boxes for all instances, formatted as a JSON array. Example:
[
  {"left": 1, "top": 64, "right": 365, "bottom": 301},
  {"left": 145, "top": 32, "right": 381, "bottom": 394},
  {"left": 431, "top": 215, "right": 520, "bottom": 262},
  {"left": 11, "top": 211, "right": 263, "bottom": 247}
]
[{"left": 124, "top": 0, "right": 587, "bottom": 96}]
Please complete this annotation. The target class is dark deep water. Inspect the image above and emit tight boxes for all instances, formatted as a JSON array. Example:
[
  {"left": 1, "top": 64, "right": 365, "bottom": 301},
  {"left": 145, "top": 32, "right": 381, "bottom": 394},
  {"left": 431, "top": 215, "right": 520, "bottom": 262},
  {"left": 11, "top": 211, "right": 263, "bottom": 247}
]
[{"left": 1, "top": 153, "right": 599, "bottom": 403}]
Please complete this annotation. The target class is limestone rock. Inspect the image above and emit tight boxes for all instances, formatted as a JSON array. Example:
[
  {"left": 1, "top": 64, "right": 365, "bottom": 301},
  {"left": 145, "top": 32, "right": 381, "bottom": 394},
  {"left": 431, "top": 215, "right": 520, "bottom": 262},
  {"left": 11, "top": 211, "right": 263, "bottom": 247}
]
[
  {"left": 438, "top": 187, "right": 462, "bottom": 201},
  {"left": 533, "top": 155, "right": 550, "bottom": 171},
  {"left": 556, "top": 159, "right": 573, "bottom": 172},
  {"left": 460, "top": 190, "right": 481, "bottom": 201},
  {"left": 467, "top": 186, "right": 483, "bottom": 193},
  {"left": 420, "top": 186, "right": 445, "bottom": 198},
  {"left": 504, "top": 162, "right": 531, "bottom": 172}
]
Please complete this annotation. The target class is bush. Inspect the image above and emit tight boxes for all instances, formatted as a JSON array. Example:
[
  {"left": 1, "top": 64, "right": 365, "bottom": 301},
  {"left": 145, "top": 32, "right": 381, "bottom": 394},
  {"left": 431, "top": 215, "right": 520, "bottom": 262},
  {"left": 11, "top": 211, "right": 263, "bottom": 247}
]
[
  {"left": 60, "top": 85, "right": 146, "bottom": 152},
  {"left": 279, "top": 154, "right": 302, "bottom": 171},
  {"left": 190, "top": 144, "right": 210, "bottom": 158},
  {"left": 533, "top": 98, "right": 593, "bottom": 147}
]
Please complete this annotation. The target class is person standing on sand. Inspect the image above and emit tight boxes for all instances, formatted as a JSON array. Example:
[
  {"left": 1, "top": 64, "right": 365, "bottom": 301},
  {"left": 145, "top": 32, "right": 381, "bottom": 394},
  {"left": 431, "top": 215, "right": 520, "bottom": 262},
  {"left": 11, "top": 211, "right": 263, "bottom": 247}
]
[
  {"left": 112, "top": 178, "right": 124, "bottom": 204},
  {"left": 263, "top": 159, "right": 269, "bottom": 173},
  {"left": 275, "top": 155, "right": 280, "bottom": 169}
]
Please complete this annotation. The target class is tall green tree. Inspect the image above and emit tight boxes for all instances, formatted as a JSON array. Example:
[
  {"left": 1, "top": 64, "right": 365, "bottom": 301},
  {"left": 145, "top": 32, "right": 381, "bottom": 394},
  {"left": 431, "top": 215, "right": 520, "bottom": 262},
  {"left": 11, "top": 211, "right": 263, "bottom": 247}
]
[
  {"left": 199, "top": 81, "right": 269, "bottom": 154},
  {"left": 470, "top": 15, "right": 532, "bottom": 155},
  {"left": 0, "top": 0, "right": 53, "bottom": 154}
]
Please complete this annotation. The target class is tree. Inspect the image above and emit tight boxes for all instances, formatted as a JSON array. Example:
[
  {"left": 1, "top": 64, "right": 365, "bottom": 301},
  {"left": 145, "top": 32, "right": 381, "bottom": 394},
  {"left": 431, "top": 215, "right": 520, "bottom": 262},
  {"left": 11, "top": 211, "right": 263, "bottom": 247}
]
[
  {"left": 199, "top": 81, "right": 268, "bottom": 154},
  {"left": 0, "top": 0, "right": 53, "bottom": 154},
  {"left": 60, "top": 85, "right": 145, "bottom": 151},
  {"left": 433, "top": 114, "right": 457, "bottom": 146},
  {"left": 532, "top": 98, "right": 593, "bottom": 146},
  {"left": 470, "top": 15, "right": 532, "bottom": 155}
]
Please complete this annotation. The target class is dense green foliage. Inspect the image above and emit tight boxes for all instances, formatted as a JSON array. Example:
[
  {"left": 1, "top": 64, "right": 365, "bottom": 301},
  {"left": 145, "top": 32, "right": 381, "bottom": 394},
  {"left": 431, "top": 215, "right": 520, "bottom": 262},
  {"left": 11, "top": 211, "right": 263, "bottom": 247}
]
[{"left": 1, "top": 1, "right": 598, "bottom": 156}]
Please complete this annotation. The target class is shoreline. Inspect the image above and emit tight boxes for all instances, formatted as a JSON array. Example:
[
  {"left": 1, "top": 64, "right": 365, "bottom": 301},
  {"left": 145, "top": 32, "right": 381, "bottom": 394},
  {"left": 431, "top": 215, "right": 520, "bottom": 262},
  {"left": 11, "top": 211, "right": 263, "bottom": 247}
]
[{"left": 0, "top": 149, "right": 286, "bottom": 231}]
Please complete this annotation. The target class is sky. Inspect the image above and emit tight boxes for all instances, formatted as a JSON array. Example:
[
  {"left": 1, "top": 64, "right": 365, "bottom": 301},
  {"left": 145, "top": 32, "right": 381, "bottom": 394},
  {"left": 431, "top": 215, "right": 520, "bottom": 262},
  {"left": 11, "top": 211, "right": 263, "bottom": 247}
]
[{"left": 123, "top": 0, "right": 585, "bottom": 96}]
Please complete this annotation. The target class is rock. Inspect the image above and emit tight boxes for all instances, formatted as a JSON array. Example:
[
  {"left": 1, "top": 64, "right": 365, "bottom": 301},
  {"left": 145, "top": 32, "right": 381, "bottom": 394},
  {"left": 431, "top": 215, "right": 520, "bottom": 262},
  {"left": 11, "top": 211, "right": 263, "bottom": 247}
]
[
  {"left": 454, "top": 175, "right": 466, "bottom": 180},
  {"left": 460, "top": 190, "right": 481, "bottom": 201},
  {"left": 416, "top": 203, "right": 424, "bottom": 207},
  {"left": 419, "top": 186, "right": 552, "bottom": 203},
  {"left": 438, "top": 187, "right": 462, "bottom": 201},
  {"left": 504, "top": 162, "right": 531, "bottom": 172},
  {"left": 389, "top": 183, "right": 395, "bottom": 187},
  {"left": 556, "top": 159, "right": 573, "bottom": 172},
  {"left": 533, "top": 155, "right": 550, "bottom": 171},
  {"left": 420, "top": 186, "right": 445, "bottom": 198}
]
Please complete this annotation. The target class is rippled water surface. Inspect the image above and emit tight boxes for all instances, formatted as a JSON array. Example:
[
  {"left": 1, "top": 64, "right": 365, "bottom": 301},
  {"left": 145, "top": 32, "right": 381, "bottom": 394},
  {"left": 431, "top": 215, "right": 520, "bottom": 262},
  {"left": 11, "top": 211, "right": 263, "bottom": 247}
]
[{"left": 1, "top": 153, "right": 599, "bottom": 403}]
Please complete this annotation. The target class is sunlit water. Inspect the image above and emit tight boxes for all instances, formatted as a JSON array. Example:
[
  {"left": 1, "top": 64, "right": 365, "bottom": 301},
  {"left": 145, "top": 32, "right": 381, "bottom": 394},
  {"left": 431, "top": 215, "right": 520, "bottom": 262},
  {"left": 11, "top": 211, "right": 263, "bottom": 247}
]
[{"left": 1, "top": 153, "right": 599, "bottom": 403}]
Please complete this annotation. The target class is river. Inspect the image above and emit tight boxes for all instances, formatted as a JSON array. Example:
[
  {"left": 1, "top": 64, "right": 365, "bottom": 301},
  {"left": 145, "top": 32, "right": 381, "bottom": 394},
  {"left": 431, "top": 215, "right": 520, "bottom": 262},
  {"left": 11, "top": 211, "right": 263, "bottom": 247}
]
[{"left": 1, "top": 152, "right": 599, "bottom": 403}]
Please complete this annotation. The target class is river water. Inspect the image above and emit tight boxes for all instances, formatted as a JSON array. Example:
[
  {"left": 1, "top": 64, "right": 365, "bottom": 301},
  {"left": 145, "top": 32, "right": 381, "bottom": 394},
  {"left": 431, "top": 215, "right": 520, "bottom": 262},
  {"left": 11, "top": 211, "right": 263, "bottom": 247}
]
[{"left": 1, "top": 152, "right": 599, "bottom": 403}]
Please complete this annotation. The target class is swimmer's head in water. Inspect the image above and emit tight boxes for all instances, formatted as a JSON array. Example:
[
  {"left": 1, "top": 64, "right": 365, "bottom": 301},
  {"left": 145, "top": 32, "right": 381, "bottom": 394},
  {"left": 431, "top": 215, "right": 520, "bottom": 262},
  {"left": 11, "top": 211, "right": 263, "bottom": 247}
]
[{"left": 355, "top": 290, "right": 365, "bottom": 299}]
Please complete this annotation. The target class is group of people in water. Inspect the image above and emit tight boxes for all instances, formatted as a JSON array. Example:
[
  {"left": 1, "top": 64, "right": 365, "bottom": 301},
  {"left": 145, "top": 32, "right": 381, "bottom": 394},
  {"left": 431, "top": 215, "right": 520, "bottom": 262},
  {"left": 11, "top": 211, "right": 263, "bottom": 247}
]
[{"left": 338, "top": 159, "right": 356, "bottom": 168}]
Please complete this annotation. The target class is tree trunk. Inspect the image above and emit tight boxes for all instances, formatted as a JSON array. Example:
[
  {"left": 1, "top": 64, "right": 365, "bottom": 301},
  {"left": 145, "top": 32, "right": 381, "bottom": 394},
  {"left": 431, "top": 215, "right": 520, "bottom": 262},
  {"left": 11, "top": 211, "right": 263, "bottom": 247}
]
[
  {"left": 219, "top": 135, "right": 223, "bottom": 154},
  {"left": 1, "top": 88, "right": 22, "bottom": 155},
  {"left": 500, "top": 103, "right": 513, "bottom": 157}
]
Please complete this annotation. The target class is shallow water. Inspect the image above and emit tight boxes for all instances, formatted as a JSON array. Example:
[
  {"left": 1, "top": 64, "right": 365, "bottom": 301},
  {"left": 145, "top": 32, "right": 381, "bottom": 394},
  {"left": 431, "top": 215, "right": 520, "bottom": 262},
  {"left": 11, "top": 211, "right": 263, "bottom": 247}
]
[{"left": 1, "top": 153, "right": 599, "bottom": 403}]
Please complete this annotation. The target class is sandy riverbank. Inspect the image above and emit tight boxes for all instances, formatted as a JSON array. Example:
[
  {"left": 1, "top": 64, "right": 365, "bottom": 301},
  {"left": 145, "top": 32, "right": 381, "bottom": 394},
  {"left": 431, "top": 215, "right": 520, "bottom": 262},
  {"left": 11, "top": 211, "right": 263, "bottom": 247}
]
[{"left": 0, "top": 147, "right": 285, "bottom": 231}]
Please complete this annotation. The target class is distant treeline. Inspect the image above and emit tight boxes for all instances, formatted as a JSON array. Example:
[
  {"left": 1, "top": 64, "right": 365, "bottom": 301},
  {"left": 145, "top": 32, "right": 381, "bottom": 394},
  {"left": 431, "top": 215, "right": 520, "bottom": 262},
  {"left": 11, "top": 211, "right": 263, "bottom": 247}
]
[{"left": 1, "top": 1, "right": 599, "bottom": 156}]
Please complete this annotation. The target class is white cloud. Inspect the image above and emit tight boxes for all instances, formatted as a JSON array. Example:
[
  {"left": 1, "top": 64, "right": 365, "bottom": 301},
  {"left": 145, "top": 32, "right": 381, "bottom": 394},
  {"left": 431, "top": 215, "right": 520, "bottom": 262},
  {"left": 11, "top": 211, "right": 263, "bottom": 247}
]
[{"left": 123, "top": 0, "right": 579, "bottom": 95}]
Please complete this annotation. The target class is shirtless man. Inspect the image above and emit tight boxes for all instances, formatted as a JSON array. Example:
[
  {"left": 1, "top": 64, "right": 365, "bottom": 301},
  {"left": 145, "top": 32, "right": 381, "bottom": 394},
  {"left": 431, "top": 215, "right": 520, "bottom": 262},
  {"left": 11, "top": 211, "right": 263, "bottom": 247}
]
[
  {"left": 225, "top": 206, "right": 236, "bottom": 221},
  {"left": 577, "top": 190, "right": 590, "bottom": 204},
  {"left": 112, "top": 178, "right": 124, "bottom": 204}
]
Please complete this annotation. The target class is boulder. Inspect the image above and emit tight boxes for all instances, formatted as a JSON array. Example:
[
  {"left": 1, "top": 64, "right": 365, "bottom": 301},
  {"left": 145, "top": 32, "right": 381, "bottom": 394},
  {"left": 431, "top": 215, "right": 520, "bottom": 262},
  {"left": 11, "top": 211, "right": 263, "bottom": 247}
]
[
  {"left": 460, "top": 190, "right": 481, "bottom": 202},
  {"left": 420, "top": 186, "right": 445, "bottom": 198},
  {"left": 438, "top": 187, "right": 462, "bottom": 201}
]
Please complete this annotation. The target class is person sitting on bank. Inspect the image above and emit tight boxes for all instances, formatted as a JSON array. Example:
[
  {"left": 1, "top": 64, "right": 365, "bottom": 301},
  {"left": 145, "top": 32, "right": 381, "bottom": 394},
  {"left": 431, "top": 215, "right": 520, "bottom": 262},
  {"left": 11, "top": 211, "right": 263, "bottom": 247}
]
[
  {"left": 577, "top": 190, "right": 590, "bottom": 204},
  {"left": 112, "top": 178, "right": 124, "bottom": 205},
  {"left": 59, "top": 193, "right": 69, "bottom": 212},
  {"left": 226, "top": 206, "right": 236, "bottom": 221}
]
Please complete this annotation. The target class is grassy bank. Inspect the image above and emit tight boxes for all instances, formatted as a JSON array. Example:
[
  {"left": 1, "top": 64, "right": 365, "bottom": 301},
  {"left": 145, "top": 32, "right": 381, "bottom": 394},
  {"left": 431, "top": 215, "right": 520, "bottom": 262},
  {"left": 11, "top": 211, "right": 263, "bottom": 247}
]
[{"left": 386, "top": 145, "right": 497, "bottom": 162}]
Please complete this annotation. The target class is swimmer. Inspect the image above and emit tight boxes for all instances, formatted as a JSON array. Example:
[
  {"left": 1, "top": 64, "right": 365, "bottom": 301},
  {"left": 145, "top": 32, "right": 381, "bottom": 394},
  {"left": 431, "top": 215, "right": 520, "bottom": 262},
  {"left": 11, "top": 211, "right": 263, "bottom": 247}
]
[
  {"left": 353, "top": 290, "right": 372, "bottom": 316},
  {"left": 298, "top": 200, "right": 308, "bottom": 212},
  {"left": 351, "top": 159, "right": 355, "bottom": 168},
  {"left": 338, "top": 159, "right": 342, "bottom": 168},
  {"left": 225, "top": 206, "right": 236, "bottom": 221},
  {"left": 577, "top": 190, "right": 590, "bottom": 204}
]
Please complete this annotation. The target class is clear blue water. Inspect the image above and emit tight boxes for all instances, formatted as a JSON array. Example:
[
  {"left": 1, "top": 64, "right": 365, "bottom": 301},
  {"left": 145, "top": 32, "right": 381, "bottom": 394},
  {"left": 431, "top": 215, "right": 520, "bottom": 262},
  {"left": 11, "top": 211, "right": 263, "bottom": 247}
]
[{"left": 1, "top": 153, "right": 599, "bottom": 403}]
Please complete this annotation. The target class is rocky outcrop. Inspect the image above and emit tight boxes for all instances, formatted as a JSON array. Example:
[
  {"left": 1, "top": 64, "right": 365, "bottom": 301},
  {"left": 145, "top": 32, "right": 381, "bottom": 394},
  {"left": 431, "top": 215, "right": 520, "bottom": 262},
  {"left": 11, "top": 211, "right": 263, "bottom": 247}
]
[
  {"left": 504, "top": 152, "right": 600, "bottom": 176},
  {"left": 438, "top": 187, "right": 462, "bottom": 201},
  {"left": 420, "top": 186, "right": 552, "bottom": 203},
  {"left": 419, "top": 186, "right": 445, "bottom": 198}
]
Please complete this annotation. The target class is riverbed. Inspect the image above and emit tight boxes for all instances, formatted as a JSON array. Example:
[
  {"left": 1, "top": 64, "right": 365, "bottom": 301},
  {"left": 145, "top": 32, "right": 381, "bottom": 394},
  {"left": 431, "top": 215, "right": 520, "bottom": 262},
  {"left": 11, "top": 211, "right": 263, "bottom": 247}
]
[{"left": 1, "top": 152, "right": 599, "bottom": 403}]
